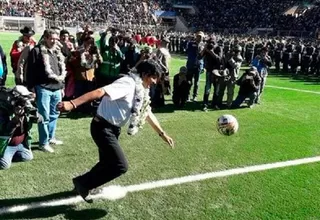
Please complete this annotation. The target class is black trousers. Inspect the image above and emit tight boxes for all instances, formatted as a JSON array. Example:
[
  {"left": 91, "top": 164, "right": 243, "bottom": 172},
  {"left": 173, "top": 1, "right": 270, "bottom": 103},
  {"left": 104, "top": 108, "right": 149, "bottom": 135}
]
[
  {"left": 75, "top": 115, "right": 128, "bottom": 190},
  {"left": 172, "top": 82, "right": 189, "bottom": 107}
]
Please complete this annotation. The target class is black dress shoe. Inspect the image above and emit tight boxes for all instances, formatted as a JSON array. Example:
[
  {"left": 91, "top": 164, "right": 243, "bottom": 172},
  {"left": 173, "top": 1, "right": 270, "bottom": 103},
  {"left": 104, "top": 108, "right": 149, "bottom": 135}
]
[{"left": 72, "top": 178, "right": 93, "bottom": 203}]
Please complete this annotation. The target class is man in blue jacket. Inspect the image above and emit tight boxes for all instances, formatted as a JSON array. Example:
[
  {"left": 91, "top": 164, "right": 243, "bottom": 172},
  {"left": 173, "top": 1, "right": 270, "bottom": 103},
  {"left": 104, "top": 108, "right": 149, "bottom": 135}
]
[
  {"left": 186, "top": 31, "right": 205, "bottom": 101},
  {"left": 251, "top": 47, "right": 272, "bottom": 104}
]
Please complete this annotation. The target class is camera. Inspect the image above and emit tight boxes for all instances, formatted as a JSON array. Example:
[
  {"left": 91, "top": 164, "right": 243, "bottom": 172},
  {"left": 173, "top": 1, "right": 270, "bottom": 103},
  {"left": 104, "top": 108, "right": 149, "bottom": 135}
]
[
  {"left": 0, "top": 87, "right": 39, "bottom": 123},
  {"left": 89, "top": 45, "right": 98, "bottom": 55}
]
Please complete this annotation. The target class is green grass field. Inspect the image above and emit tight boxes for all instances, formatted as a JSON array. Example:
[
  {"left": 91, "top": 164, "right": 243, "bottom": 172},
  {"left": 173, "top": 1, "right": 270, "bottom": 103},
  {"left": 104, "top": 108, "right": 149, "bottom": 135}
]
[{"left": 1, "top": 32, "right": 320, "bottom": 220}]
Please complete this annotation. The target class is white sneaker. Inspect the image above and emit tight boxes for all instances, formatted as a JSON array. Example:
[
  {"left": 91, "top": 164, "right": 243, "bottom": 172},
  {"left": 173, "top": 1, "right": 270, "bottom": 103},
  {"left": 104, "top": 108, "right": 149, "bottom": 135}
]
[
  {"left": 39, "top": 144, "right": 55, "bottom": 153},
  {"left": 49, "top": 138, "right": 63, "bottom": 145}
]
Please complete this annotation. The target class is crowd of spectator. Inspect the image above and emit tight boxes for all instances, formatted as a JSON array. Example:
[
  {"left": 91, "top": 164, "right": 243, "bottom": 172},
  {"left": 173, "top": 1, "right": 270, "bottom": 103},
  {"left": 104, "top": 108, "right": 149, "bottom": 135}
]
[
  {"left": 180, "top": 0, "right": 298, "bottom": 31},
  {"left": 1, "top": 0, "right": 320, "bottom": 34},
  {"left": 0, "top": 0, "right": 156, "bottom": 26}
]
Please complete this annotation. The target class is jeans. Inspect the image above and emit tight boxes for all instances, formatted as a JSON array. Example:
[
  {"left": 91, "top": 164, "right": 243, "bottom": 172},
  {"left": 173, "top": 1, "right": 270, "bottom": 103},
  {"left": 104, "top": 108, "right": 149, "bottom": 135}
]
[
  {"left": 172, "top": 81, "right": 190, "bottom": 107},
  {"left": 187, "top": 67, "right": 201, "bottom": 99},
  {"left": 74, "top": 116, "right": 128, "bottom": 190},
  {"left": 35, "top": 86, "right": 62, "bottom": 146},
  {"left": 0, "top": 144, "right": 33, "bottom": 169},
  {"left": 217, "top": 79, "right": 236, "bottom": 107},
  {"left": 203, "top": 71, "right": 219, "bottom": 107},
  {"left": 256, "top": 74, "right": 267, "bottom": 103}
]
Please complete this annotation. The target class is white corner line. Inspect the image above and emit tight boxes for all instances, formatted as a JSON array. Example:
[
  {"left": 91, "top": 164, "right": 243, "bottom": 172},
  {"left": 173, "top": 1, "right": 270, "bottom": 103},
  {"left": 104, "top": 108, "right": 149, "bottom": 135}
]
[
  {"left": 123, "top": 156, "right": 320, "bottom": 193},
  {"left": 1, "top": 155, "right": 320, "bottom": 215}
]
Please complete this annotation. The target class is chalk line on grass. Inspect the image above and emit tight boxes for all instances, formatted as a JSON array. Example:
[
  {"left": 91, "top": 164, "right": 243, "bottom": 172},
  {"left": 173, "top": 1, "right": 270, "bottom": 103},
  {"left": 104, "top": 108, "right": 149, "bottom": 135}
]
[
  {"left": 1, "top": 155, "right": 320, "bottom": 215},
  {"left": 265, "top": 85, "right": 320, "bottom": 95},
  {"left": 193, "top": 78, "right": 320, "bottom": 95}
]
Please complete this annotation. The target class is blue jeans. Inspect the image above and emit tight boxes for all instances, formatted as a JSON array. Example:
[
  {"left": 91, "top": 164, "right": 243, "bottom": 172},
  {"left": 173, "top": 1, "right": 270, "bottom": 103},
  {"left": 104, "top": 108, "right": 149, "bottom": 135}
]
[
  {"left": 35, "top": 86, "right": 62, "bottom": 145},
  {"left": 0, "top": 144, "right": 33, "bottom": 169},
  {"left": 187, "top": 67, "right": 202, "bottom": 98}
]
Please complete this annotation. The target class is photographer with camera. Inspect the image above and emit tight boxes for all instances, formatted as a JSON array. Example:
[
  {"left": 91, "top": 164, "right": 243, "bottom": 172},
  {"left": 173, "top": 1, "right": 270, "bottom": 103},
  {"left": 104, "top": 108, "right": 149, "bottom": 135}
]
[
  {"left": 0, "top": 86, "right": 35, "bottom": 169},
  {"left": 218, "top": 44, "right": 244, "bottom": 108},
  {"left": 120, "top": 38, "right": 140, "bottom": 75},
  {"left": 96, "top": 34, "right": 125, "bottom": 87},
  {"left": 200, "top": 38, "right": 223, "bottom": 111},
  {"left": 232, "top": 67, "right": 261, "bottom": 109}
]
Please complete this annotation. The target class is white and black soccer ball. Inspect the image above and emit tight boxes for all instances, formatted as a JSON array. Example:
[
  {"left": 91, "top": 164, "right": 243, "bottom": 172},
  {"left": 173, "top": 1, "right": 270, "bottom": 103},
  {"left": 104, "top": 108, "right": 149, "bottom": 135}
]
[{"left": 217, "top": 114, "right": 239, "bottom": 136}]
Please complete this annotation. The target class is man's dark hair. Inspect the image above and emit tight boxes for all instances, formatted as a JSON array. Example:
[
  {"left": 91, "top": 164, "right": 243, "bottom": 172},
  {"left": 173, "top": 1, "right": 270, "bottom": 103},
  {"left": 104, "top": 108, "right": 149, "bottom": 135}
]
[
  {"left": 43, "top": 29, "right": 58, "bottom": 38},
  {"left": 137, "top": 59, "right": 162, "bottom": 78},
  {"left": 109, "top": 36, "right": 119, "bottom": 46},
  {"left": 60, "top": 29, "right": 70, "bottom": 37}
]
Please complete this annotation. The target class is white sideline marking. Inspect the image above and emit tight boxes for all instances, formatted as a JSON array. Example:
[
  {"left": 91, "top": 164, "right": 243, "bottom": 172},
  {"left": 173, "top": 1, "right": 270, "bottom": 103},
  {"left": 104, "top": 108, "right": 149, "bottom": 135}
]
[
  {"left": 265, "top": 85, "right": 320, "bottom": 95},
  {"left": 1, "top": 155, "right": 320, "bottom": 215},
  {"left": 191, "top": 78, "right": 320, "bottom": 95}
]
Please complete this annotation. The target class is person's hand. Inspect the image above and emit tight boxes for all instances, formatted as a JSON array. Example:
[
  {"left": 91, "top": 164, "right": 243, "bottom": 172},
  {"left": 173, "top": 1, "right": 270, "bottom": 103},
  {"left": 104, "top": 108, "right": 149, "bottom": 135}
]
[
  {"left": 56, "top": 101, "right": 74, "bottom": 112},
  {"left": 161, "top": 133, "right": 175, "bottom": 149}
]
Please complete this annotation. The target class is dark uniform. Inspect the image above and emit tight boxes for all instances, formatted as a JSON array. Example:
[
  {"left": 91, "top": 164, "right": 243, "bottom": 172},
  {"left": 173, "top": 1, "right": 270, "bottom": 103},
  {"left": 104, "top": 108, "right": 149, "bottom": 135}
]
[
  {"left": 310, "top": 46, "right": 320, "bottom": 76},
  {"left": 291, "top": 43, "right": 303, "bottom": 75},
  {"left": 239, "top": 41, "right": 246, "bottom": 60},
  {"left": 274, "top": 42, "right": 284, "bottom": 72},
  {"left": 175, "top": 36, "right": 180, "bottom": 53},
  {"left": 301, "top": 44, "right": 315, "bottom": 75},
  {"left": 169, "top": 35, "right": 175, "bottom": 52},
  {"left": 245, "top": 42, "right": 255, "bottom": 64},
  {"left": 282, "top": 43, "right": 293, "bottom": 73}
]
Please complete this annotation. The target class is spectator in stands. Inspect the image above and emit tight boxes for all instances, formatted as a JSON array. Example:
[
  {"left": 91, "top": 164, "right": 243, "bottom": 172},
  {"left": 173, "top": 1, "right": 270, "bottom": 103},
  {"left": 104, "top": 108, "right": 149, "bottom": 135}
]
[
  {"left": 0, "top": 44, "right": 8, "bottom": 86},
  {"left": 26, "top": 29, "right": 66, "bottom": 153},
  {"left": 10, "top": 26, "right": 36, "bottom": 85}
]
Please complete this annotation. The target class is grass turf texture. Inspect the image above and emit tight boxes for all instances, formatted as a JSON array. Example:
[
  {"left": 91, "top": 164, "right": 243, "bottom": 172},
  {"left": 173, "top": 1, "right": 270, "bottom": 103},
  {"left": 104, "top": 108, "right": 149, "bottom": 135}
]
[{"left": 1, "top": 32, "right": 320, "bottom": 220}]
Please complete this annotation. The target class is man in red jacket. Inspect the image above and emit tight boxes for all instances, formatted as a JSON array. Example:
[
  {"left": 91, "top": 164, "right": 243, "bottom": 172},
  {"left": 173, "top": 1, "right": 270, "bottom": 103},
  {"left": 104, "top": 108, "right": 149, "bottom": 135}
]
[{"left": 10, "top": 26, "right": 36, "bottom": 84}]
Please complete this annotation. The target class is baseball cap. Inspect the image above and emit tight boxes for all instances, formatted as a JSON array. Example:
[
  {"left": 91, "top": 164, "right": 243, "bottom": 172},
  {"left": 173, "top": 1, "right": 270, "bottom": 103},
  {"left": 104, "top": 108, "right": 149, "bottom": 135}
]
[{"left": 13, "top": 85, "right": 33, "bottom": 96}]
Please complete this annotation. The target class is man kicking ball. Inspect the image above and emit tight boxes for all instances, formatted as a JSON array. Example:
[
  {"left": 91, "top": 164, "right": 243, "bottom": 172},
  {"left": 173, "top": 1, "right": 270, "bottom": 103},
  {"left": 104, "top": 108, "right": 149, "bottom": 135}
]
[{"left": 57, "top": 59, "right": 174, "bottom": 203}]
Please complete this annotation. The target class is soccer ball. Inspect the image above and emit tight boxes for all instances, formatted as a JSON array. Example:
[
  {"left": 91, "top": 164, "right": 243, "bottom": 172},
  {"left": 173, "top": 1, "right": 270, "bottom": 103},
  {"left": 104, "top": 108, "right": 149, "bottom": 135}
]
[{"left": 217, "top": 114, "right": 239, "bottom": 136}]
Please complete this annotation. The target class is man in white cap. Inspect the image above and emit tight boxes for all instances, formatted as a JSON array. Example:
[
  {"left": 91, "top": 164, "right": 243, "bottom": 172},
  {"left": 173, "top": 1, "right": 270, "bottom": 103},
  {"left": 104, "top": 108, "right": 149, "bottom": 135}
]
[{"left": 0, "top": 86, "right": 35, "bottom": 169}]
